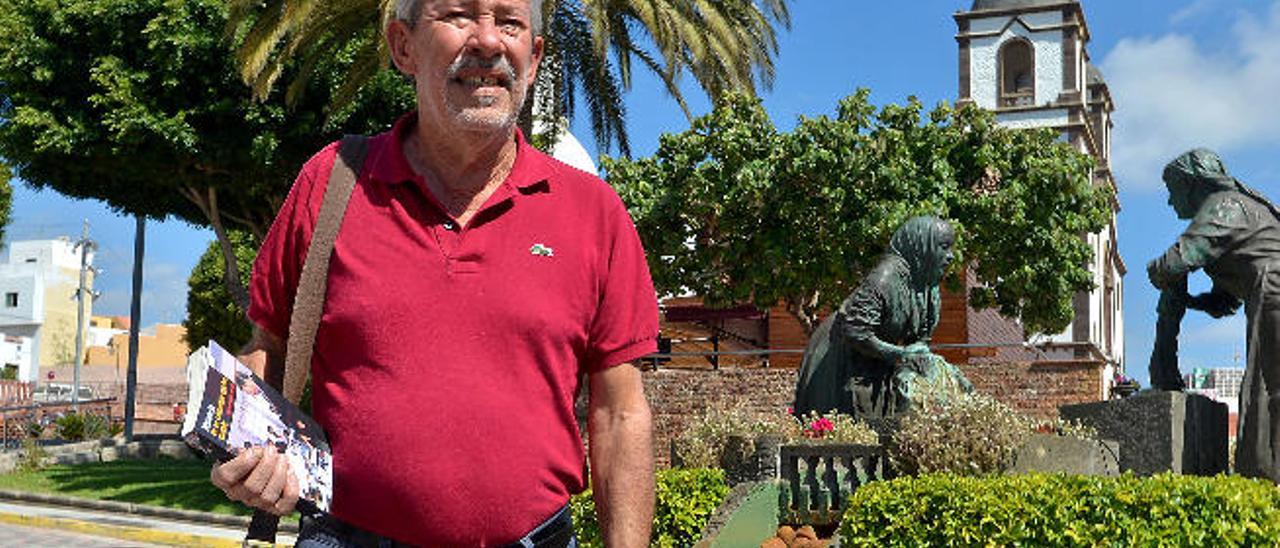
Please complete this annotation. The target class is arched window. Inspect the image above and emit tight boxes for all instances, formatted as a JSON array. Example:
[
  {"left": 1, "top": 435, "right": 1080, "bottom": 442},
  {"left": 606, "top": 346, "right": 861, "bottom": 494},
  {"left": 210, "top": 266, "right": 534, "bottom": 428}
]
[{"left": 999, "top": 39, "right": 1034, "bottom": 107}]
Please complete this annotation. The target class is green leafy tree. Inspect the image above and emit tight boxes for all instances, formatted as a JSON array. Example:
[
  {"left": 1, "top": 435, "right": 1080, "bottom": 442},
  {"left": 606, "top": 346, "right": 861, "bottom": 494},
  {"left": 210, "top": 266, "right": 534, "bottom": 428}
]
[
  {"left": 0, "top": 164, "right": 12, "bottom": 244},
  {"left": 606, "top": 91, "right": 1112, "bottom": 336},
  {"left": 226, "top": 0, "right": 790, "bottom": 155},
  {"left": 0, "top": 0, "right": 413, "bottom": 311},
  {"left": 185, "top": 232, "right": 257, "bottom": 353}
]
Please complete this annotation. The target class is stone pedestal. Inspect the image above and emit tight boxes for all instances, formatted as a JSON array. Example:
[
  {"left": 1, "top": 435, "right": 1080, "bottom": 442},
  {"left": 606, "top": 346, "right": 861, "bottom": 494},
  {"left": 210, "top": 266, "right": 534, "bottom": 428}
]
[
  {"left": 1059, "top": 390, "right": 1228, "bottom": 475},
  {"left": 1010, "top": 434, "right": 1120, "bottom": 476}
]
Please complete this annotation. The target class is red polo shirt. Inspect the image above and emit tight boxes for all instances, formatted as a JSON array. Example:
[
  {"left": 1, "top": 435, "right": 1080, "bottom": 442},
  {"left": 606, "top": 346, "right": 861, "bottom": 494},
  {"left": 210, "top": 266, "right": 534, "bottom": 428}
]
[{"left": 248, "top": 114, "right": 658, "bottom": 545}]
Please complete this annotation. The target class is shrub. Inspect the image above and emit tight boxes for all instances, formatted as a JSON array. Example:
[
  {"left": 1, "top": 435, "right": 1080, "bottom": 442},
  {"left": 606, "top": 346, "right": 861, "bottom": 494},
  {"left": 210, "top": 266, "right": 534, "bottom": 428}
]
[
  {"left": 572, "top": 468, "right": 729, "bottom": 547},
  {"left": 53, "top": 412, "right": 111, "bottom": 442},
  {"left": 673, "top": 401, "right": 879, "bottom": 469},
  {"left": 889, "top": 392, "right": 1030, "bottom": 476},
  {"left": 841, "top": 473, "right": 1280, "bottom": 546},
  {"left": 23, "top": 416, "right": 46, "bottom": 439},
  {"left": 671, "top": 399, "right": 792, "bottom": 468},
  {"left": 17, "top": 437, "right": 46, "bottom": 472},
  {"left": 1030, "top": 416, "right": 1097, "bottom": 439}
]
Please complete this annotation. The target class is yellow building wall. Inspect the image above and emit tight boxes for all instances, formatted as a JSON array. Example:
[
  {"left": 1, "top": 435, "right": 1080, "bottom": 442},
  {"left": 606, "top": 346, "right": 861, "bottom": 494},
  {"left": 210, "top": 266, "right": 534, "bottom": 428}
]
[
  {"left": 85, "top": 323, "right": 189, "bottom": 369},
  {"left": 39, "top": 267, "right": 92, "bottom": 366}
]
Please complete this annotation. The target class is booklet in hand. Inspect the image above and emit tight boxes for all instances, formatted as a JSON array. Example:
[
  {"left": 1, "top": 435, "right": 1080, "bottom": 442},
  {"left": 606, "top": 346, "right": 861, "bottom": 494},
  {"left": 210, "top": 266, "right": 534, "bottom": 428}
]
[{"left": 181, "top": 340, "right": 333, "bottom": 513}]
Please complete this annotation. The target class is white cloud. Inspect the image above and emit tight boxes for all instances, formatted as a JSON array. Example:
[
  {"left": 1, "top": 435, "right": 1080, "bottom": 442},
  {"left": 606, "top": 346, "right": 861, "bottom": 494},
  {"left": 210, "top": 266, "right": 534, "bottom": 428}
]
[
  {"left": 1169, "top": 0, "right": 1213, "bottom": 25},
  {"left": 1102, "top": 1, "right": 1280, "bottom": 190}
]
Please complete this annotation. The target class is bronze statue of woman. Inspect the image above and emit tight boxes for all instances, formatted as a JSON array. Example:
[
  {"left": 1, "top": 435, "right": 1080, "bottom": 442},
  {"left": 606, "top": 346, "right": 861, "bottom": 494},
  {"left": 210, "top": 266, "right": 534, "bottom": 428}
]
[
  {"left": 794, "top": 215, "right": 973, "bottom": 420},
  {"left": 1147, "top": 148, "right": 1280, "bottom": 482}
]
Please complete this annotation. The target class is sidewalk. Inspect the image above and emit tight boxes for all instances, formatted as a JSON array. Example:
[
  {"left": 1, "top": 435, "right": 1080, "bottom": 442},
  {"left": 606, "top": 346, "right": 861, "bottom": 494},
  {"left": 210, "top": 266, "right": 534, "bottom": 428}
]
[{"left": 0, "top": 490, "right": 298, "bottom": 547}]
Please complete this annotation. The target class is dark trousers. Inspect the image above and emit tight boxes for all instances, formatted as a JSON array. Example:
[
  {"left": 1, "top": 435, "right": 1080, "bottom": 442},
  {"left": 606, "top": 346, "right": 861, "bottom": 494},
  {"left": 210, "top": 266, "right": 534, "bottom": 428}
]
[{"left": 293, "top": 505, "right": 577, "bottom": 548}]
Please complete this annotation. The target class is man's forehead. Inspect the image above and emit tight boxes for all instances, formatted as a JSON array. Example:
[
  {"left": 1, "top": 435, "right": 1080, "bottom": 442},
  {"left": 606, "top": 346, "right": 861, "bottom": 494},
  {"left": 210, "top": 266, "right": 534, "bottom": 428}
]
[{"left": 424, "top": 0, "right": 534, "bottom": 12}]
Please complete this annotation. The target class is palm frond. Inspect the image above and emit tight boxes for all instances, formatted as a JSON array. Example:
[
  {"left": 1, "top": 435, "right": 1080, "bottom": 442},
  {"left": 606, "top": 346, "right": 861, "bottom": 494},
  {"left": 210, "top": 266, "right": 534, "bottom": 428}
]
[{"left": 225, "top": 0, "right": 793, "bottom": 155}]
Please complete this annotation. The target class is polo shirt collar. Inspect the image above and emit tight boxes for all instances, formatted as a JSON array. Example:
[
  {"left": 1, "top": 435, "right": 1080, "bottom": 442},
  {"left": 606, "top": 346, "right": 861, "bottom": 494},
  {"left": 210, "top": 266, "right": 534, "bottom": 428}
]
[{"left": 369, "top": 112, "right": 556, "bottom": 193}]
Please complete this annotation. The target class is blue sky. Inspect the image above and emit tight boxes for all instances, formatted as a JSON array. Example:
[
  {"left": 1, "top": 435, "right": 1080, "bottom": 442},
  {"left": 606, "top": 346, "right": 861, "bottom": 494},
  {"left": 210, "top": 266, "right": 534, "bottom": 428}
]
[{"left": 7, "top": 0, "right": 1279, "bottom": 383}]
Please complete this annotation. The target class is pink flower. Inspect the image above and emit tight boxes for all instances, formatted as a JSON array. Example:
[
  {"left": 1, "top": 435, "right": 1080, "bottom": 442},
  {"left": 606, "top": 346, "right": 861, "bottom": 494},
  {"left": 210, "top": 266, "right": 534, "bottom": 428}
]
[{"left": 808, "top": 417, "right": 835, "bottom": 437}]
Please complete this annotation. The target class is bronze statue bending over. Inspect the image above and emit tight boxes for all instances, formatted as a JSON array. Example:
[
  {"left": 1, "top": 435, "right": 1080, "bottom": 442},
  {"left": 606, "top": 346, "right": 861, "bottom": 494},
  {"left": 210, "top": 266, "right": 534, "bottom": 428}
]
[
  {"left": 793, "top": 215, "right": 974, "bottom": 420},
  {"left": 1147, "top": 148, "right": 1280, "bottom": 482}
]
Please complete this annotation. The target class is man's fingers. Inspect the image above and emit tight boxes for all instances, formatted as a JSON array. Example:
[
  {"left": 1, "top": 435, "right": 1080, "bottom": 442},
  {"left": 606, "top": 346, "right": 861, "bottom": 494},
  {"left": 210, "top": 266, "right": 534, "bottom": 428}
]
[
  {"left": 272, "top": 467, "right": 300, "bottom": 516},
  {"left": 209, "top": 445, "right": 300, "bottom": 516},
  {"left": 210, "top": 447, "right": 262, "bottom": 491},
  {"left": 241, "top": 448, "right": 279, "bottom": 496},
  {"left": 258, "top": 450, "right": 290, "bottom": 506}
]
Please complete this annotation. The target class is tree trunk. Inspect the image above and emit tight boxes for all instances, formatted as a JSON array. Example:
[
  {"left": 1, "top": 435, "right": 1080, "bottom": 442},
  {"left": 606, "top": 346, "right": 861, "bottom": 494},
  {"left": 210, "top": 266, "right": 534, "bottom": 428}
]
[
  {"left": 786, "top": 292, "right": 822, "bottom": 337},
  {"left": 207, "top": 189, "right": 252, "bottom": 312},
  {"left": 180, "top": 185, "right": 251, "bottom": 312}
]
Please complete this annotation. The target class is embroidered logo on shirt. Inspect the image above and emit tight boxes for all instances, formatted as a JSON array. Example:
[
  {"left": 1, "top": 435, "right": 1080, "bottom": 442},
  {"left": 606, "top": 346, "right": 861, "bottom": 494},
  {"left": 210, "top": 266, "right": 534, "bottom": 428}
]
[{"left": 529, "top": 243, "right": 555, "bottom": 257}]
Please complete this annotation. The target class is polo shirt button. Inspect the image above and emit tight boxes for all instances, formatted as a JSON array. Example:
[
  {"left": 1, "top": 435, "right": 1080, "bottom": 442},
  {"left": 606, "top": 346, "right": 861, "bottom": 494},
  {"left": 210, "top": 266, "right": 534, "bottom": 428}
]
[{"left": 443, "top": 220, "right": 456, "bottom": 231}]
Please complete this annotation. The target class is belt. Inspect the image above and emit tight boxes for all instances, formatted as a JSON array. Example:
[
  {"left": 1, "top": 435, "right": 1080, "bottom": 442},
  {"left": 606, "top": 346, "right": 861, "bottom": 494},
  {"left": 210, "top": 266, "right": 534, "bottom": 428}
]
[
  {"left": 502, "top": 504, "right": 574, "bottom": 548},
  {"left": 301, "top": 513, "right": 414, "bottom": 548},
  {"left": 300, "top": 505, "right": 574, "bottom": 548}
]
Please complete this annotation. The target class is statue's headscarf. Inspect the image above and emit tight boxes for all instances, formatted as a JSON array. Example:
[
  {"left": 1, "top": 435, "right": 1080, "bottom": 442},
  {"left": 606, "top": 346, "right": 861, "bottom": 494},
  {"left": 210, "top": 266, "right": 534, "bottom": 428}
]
[
  {"left": 1164, "top": 148, "right": 1280, "bottom": 221},
  {"left": 888, "top": 216, "right": 953, "bottom": 333},
  {"left": 890, "top": 215, "right": 954, "bottom": 287}
]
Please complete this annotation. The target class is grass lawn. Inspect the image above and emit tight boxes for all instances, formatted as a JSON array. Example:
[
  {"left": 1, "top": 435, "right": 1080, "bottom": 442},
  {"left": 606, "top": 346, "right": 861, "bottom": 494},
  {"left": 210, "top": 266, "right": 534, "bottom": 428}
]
[{"left": 0, "top": 458, "right": 256, "bottom": 518}]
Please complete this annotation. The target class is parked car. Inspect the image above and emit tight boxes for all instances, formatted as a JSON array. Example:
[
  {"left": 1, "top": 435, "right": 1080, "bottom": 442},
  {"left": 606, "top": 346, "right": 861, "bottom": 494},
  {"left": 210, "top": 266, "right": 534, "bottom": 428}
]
[{"left": 32, "top": 383, "right": 96, "bottom": 403}]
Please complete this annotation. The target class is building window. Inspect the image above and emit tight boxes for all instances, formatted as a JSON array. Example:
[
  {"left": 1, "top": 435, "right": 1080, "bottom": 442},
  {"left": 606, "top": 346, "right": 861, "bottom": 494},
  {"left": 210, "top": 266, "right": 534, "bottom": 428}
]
[
  {"left": 4, "top": 293, "right": 16, "bottom": 308},
  {"left": 999, "top": 38, "right": 1035, "bottom": 107}
]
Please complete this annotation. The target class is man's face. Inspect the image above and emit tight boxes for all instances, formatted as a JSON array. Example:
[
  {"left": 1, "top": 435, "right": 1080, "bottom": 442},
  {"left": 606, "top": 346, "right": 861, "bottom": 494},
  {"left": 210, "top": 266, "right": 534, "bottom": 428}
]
[{"left": 390, "top": 0, "right": 543, "bottom": 133}]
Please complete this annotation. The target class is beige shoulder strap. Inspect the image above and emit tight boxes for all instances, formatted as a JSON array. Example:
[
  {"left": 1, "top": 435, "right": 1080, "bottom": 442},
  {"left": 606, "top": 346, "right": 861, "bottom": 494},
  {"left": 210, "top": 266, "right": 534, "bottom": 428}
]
[{"left": 283, "top": 135, "right": 369, "bottom": 404}]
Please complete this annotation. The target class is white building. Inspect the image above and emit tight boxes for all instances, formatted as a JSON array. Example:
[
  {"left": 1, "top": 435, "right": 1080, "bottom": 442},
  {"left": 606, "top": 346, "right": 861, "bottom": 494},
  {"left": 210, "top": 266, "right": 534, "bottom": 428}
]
[
  {"left": 0, "top": 335, "right": 32, "bottom": 377},
  {"left": 0, "top": 238, "right": 94, "bottom": 381},
  {"left": 1187, "top": 367, "right": 1245, "bottom": 409},
  {"left": 954, "top": 0, "right": 1126, "bottom": 396}
]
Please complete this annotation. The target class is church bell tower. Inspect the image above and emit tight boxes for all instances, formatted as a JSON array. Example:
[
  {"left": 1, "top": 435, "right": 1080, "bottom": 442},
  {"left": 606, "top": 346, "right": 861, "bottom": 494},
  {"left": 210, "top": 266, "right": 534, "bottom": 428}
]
[{"left": 953, "top": 0, "right": 1126, "bottom": 394}]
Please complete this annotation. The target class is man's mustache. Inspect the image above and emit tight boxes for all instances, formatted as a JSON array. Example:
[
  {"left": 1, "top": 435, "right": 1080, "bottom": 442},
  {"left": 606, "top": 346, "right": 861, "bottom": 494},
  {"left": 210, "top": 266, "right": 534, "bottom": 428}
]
[{"left": 447, "top": 54, "right": 517, "bottom": 86}]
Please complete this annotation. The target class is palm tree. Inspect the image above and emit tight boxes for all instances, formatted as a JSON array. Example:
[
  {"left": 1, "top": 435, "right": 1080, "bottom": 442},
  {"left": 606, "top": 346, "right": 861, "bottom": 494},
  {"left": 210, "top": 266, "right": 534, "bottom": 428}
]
[{"left": 226, "top": 0, "right": 790, "bottom": 155}]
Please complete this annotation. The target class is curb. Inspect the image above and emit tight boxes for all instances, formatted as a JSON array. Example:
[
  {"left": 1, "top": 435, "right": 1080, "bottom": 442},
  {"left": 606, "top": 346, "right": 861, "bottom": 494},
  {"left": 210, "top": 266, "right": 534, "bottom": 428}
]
[
  {"left": 0, "top": 489, "right": 300, "bottom": 542},
  {"left": 0, "top": 511, "right": 241, "bottom": 547},
  {"left": 0, "top": 488, "right": 299, "bottom": 532}
]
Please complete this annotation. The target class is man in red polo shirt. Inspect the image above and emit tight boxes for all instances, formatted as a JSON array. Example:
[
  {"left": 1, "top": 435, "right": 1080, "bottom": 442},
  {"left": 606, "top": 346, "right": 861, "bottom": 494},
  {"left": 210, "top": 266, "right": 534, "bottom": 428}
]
[{"left": 209, "top": 0, "right": 659, "bottom": 546}]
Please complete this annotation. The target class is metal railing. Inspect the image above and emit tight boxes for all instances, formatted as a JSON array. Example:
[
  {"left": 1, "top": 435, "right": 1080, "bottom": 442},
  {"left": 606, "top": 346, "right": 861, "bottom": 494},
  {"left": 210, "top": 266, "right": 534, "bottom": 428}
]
[
  {"left": 0, "top": 380, "right": 32, "bottom": 406},
  {"left": 642, "top": 340, "right": 1116, "bottom": 370}
]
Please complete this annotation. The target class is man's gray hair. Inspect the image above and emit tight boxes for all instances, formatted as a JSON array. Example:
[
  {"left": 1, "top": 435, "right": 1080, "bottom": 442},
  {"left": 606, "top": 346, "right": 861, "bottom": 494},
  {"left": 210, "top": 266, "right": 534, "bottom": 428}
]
[{"left": 394, "top": 0, "right": 543, "bottom": 35}]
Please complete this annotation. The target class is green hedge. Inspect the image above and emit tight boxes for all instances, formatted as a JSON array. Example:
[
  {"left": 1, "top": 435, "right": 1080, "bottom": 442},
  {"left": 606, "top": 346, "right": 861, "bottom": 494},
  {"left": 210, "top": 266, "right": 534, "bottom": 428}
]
[
  {"left": 841, "top": 473, "right": 1280, "bottom": 546},
  {"left": 572, "top": 468, "right": 729, "bottom": 547}
]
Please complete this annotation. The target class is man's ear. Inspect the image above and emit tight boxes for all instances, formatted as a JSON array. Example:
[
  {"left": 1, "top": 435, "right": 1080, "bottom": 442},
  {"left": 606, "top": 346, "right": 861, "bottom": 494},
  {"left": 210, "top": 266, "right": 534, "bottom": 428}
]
[
  {"left": 526, "top": 35, "right": 544, "bottom": 85},
  {"left": 386, "top": 20, "right": 415, "bottom": 76}
]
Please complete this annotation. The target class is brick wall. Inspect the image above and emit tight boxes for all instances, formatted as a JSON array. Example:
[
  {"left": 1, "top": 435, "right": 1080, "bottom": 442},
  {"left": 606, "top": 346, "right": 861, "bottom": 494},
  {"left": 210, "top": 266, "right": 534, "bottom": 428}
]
[
  {"left": 642, "top": 368, "right": 797, "bottom": 466},
  {"left": 958, "top": 359, "right": 1104, "bottom": 419},
  {"left": 639, "top": 358, "right": 1105, "bottom": 465}
]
